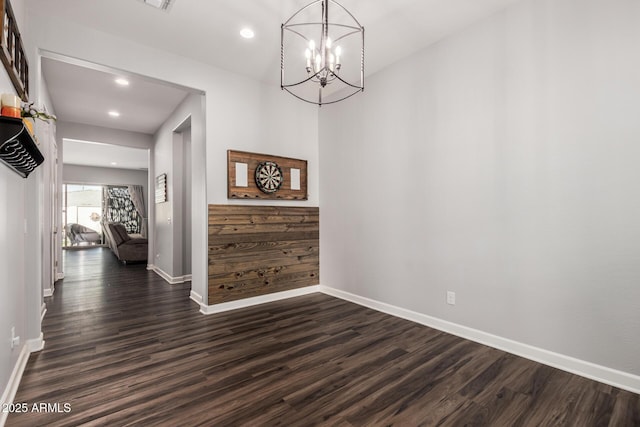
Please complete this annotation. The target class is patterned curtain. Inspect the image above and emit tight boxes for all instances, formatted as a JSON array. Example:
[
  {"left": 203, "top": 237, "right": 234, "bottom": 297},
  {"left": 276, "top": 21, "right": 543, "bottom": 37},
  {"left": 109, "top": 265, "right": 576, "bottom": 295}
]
[
  {"left": 127, "top": 185, "right": 147, "bottom": 238},
  {"left": 105, "top": 186, "right": 141, "bottom": 234}
]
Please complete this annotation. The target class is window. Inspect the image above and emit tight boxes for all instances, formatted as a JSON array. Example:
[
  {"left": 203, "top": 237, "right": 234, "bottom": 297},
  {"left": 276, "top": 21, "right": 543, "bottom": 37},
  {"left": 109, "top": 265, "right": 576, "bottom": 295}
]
[{"left": 62, "top": 184, "right": 103, "bottom": 247}]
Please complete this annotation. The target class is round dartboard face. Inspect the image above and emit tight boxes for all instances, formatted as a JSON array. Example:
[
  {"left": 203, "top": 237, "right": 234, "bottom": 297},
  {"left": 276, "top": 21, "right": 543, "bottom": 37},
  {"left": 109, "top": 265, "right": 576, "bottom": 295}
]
[{"left": 255, "top": 161, "right": 284, "bottom": 193}]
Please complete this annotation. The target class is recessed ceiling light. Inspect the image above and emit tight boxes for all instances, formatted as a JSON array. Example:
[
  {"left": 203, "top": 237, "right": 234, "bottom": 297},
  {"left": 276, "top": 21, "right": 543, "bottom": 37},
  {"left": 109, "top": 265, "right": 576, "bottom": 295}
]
[
  {"left": 115, "top": 78, "right": 129, "bottom": 86},
  {"left": 108, "top": 111, "right": 120, "bottom": 117},
  {"left": 111, "top": 162, "right": 118, "bottom": 166},
  {"left": 240, "top": 28, "right": 255, "bottom": 39}
]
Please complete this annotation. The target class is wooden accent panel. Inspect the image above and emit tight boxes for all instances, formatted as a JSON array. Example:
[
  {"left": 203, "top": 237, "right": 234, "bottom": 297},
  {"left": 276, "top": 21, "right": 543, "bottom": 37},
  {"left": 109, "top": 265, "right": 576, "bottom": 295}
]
[
  {"left": 208, "top": 205, "right": 319, "bottom": 304},
  {"left": 227, "top": 150, "right": 308, "bottom": 200}
]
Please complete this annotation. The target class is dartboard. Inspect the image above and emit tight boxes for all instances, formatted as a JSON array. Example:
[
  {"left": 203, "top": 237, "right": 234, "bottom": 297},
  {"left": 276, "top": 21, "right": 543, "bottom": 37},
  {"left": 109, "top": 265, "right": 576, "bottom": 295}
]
[{"left": 255, "top": 161, "right": 284, "bottom": 193}]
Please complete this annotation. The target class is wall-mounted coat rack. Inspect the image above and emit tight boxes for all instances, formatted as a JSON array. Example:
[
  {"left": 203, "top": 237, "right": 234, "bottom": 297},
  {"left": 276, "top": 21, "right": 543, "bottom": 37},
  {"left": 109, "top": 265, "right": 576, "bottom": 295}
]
[{"left": 0, "top": 116, "right": 44, "bottom": 178}]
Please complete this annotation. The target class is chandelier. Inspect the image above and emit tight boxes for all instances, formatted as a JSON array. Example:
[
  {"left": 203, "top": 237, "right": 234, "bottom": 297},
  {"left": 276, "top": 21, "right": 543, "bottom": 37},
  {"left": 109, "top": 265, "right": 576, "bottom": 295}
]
[{"left": 281, "top": 0, "right": 364, "bottom": 106}]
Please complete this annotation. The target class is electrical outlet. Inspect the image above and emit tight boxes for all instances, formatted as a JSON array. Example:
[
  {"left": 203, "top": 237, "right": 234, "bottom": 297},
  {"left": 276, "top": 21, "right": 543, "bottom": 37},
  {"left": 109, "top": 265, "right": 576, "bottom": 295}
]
[{"left": 446, "top": 291, "right": 456, "bottom": 305}]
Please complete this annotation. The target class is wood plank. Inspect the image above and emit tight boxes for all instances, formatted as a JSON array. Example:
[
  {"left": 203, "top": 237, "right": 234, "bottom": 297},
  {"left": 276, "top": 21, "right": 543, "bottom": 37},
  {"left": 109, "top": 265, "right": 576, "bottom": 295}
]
[
  {"left": 208, "top": 239, "right": 318, "bottom": 257},
  {"left": 210, "top": 259, "right": 319, "bottom": 281},
  {"left": 208, "top": 204, "right": 317, "bottom": 216},
  {"left": 209, "top": 276, "right": 319, "bottom": 304},
  {"left": 209, "top": 214, "right": 319, "bottom": 226},
  {"left": 208, "top": 222, "right": 319, "bottom": 235},
  {"left": 209, "top": 231, "right": 319, "bottom": 246},
  {"left": 209, "top": 251, "right": 318, "bottom": 273},
  {"left": 211, "top": 263, "right": 319, "bottom": 288}
]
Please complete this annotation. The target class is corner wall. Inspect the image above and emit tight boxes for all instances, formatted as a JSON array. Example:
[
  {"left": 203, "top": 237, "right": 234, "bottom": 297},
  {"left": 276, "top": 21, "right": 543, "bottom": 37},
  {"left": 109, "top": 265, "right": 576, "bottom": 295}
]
[{"left": 319, "top": 0, "right": 640, "bottom": 383}]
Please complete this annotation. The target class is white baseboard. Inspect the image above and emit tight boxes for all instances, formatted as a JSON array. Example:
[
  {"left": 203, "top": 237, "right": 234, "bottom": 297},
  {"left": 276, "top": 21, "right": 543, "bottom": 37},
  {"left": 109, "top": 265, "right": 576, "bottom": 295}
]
[
  {"left": 148, "top": 265, "right": 191, "bottom": 284},
  {"left": 200, "top": 285, "right": 321, "bottom": 315},
  {"left": 43, "top": 285, "right": 54, "bottom": 297},
  {"left": 40, "top": 303, "right": 47, "bottom": 322},
  {"left": 190, "top": 290, "right": 203, "bottom": 304},
  {"left": 0, "top": 344, "right": 31, "bottom": 426},
  {"left": 190, "top": 290, "right": 206, "bottom": 313},
  {"left": 27, "top": 333, "right": 45, "bottom": 353},
  {"left": 56, "top": 272, "right": 65, "bottom": 281},
  {"left": 319, "top": 286, "right": 640, "bottom": 395}
]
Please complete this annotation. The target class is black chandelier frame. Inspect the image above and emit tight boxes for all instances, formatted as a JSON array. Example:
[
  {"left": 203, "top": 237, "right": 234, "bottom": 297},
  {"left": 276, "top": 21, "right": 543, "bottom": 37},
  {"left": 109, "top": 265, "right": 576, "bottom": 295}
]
[{"left": 281, "top": 0, "right": 365, "bottom": 106}]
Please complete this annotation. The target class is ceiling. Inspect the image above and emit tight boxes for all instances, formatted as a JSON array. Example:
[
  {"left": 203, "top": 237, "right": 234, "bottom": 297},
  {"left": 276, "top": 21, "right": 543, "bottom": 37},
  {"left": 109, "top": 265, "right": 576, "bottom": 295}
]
[
  {"left": 33, "top": 0, "right": 522, "bottom": 83},
  {"left": 41, "top": 57, "right": 190, "bottom": 170},
  {"left": 42, "top": 57, "right": 191, "bottom": 135},
  {"left": 35, "top": 0, "right": 523, "bottom": 168}
]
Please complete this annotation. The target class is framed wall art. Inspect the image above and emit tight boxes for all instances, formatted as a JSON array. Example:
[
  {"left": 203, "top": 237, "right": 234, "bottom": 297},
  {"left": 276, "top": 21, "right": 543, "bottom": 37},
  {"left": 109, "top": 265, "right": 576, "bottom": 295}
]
[{"left": 155, "top": 173, "right": 167, "bottom": 203}]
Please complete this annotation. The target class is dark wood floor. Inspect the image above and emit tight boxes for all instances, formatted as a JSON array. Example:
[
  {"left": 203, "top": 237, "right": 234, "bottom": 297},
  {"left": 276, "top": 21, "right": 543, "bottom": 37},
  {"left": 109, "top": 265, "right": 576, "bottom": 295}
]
[{"left": 7, "top": 248, "right": 640, "bottom": 426}]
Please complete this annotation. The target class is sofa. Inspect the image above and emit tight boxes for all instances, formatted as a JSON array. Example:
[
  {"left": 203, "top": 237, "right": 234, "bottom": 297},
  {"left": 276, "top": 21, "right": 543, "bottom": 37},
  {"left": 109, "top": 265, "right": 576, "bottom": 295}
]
[
  {"left": 64, "top": 223, "right": 101, "bottom": 246},
  {"left": 103, "top": 222, "right": 148, "bottom": 263}
]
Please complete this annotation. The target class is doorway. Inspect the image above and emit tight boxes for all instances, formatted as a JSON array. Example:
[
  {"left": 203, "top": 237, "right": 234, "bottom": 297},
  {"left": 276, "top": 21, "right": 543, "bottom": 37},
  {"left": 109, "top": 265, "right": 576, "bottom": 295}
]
[
  {"left": 174, "top": 117, "right": 192, "bottom": 278},
  {"left": 41, "top": 52, "right": 205, "bottom": 304}
]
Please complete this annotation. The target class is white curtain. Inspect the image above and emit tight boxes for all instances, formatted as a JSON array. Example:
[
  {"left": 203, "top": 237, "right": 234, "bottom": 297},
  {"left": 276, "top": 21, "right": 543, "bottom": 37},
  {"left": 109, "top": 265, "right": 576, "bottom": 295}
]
[{"left": 127, "top": 185, "right": 147, "bottom": 238}]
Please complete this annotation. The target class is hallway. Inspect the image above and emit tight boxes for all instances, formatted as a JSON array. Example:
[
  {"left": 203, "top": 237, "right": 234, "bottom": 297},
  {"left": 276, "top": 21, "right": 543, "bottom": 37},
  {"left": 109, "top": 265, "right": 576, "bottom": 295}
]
[{"left": 8, "top": 248, "right": 196, "bottom": 425}]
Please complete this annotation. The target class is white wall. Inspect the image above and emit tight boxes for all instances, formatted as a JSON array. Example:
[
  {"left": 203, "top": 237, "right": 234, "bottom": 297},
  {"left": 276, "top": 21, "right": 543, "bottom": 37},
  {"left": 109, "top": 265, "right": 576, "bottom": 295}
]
[
  {"left": 209, "top": 77, "right": 320, "bottom": 207},
  {"left": 0, "top": 108, "right": 28, "bottom": 412},
  {"left": 152, "top": 95, "right": 202, "bottom": 280},
  {"left": 182, "top": 128, "right": 192, "bottom": 276},
  {"left": 320, "top": 0, "right": 640, "bottom": 379},
  {"left": 0, "top": 0, "right": 39, "bottom": 416}
]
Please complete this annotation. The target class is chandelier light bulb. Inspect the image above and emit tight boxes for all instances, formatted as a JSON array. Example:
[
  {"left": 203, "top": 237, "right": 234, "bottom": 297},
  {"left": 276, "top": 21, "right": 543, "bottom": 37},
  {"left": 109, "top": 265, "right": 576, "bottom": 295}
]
[
  {"left": 326, "top": 37, "right": 332, "bottom": 48},
  {"left": 309, "top": 40, "right": 316, "bottom": 52},
  {"left": 305, "top": 49, "right": 312, "bottom": 70}
]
